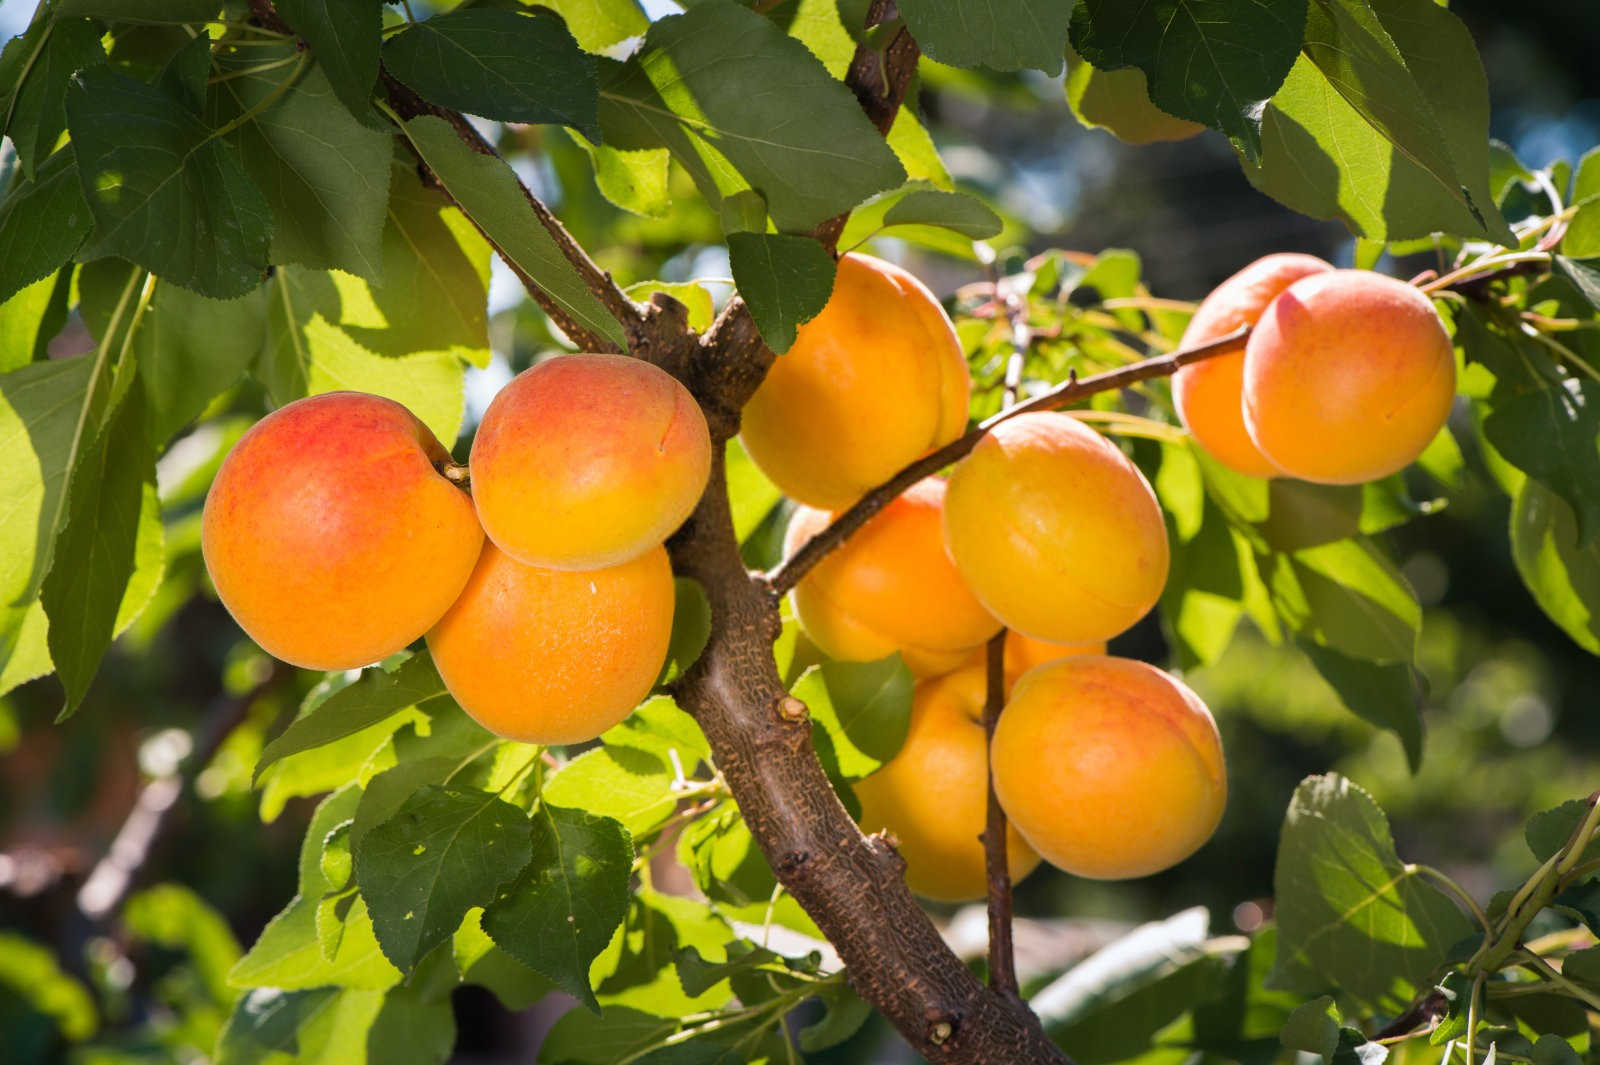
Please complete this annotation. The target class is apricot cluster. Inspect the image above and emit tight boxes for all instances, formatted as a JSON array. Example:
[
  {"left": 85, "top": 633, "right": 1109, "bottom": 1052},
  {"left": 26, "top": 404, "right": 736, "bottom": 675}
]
[
  {"left": 775, "top": 255, "right": 1224, "bottom": 900},
  {"left": 202, "top": 354, "right": 711, "bottom": 745},
  {"left": 1175, "top": 255, "right": 1456, "bottom": 483}
]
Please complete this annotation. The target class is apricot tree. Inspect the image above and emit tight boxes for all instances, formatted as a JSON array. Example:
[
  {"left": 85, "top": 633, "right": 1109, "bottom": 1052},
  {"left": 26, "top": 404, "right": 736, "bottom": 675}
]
[{"left": 3, "top": 2, "right": 1600, "bottom": 1065}]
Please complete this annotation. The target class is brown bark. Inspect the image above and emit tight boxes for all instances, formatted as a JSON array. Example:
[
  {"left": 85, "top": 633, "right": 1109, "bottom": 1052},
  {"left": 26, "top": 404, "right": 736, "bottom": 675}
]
[{"left": 981, "top": 631, "right": 1019, "bottom": 996}]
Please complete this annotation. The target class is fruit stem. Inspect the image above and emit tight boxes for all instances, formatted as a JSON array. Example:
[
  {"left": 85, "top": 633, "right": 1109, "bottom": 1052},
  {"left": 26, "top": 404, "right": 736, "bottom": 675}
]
[{"left": 440, "top": 461, "right": 470, "bottom": 489}]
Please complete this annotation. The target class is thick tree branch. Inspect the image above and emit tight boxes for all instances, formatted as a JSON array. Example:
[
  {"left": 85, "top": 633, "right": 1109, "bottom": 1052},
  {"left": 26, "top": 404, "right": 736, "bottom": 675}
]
[
  {"left": 249, "top": 0, "right": 660, "bottom": 356},
  {"left": 769, "top": 324, "right": 1252, "bottom": 595}
]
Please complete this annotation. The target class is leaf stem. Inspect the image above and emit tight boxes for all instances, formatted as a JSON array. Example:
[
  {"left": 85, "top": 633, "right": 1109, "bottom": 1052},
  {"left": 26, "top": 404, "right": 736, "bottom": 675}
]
[
  {"left": 209, "top": 51, "right": 309, "bottom": 141},
  {"left": 1420, "top": 252, "right": 1551, "bottom": 294},
  {"left": 1408, "top": 864, "right": 1492, "bottom": 937}
]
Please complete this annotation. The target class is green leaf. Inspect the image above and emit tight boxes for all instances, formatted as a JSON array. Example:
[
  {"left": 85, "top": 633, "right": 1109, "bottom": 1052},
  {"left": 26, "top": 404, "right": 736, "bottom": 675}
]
[
  {"left": 799, "top": 982, "right": 873, "bottom": 1052},
  {"left": 1299, "top": 0, "right": 1505, "bottom": 241},
  {"left": 354, "top": 784, "right": 534, "bottom": 971},
  {"left": 217, "top": 987, "right": 338, "bottom": 1065},
  {"left": 579, "top": 136, "right": 671, "bottom": 218},
  {"left": 590, "top": 890, "right": 734, "bottom": 1015},
  {"left": 1524, "top": 798, "right": 1600, "bottom": 866},
  {"left": 208, "top": 47, "right": 393, "bottom": 279},
  {"left": 674, "top": 942, "right": 818, "bottom": 1000},
  {"left": 537, "top": 1005, "right": 683, "bottom": 1065},
  {"left": 0, "top": 148, "right": 92, "bottom": 306},
  {"left": 55, "top": 0, "right": 222, "bottom": 17},
  {"left": 231, "top": 788, "right": 402, "bottom": 991},
  {"left": 726, "top": 232, "right": 835, "bottom": 354},
  {"left": 1265, "top": 539, "right": 1420, "bottom": 664},
  {"left": 482, "top": 804, "right": 632, "bottom": 1013},
  {"left": 1033, "top": 907, "right": 1229, "bottom": 1063},
  {"left": 1069, "top": 0, "right": 1304, "bottom": 162},
  {"left": 541, "top": 743, "right": 678, "bottom": 840},
  {"left": 538, "top": 0, "right": 648, "bottom": 55},
  {"left": 0, "top": 271, "right": 65, "bottom": 374},
  {"left": 79, "top": 259, "right": 272, "bottom": 445},
  {"left": 880, "top": 188, "right": 1003, "bottom": 239},
  {"left": 383, "top": 10, "right": 598, "bottom": 138},
  {"left": 1299, "top": 642, "right": 1423, "bottom": 770},
  {"left": 454, "top": 910, "right": 555, "bottom": 1010},
  {"left": 1482, "top": 372, "right": 1600, "bottom": 546},
  {"left": 255, "top": 653, "right": 448, "bottom": 781},
  {"left": 791, "top": 655, "right": 914, "bottom": 779},
  {"left": 1242, "top": 0, "right": 1514, "bottom": 245},
  {"left": 597, "top": 3, "right": 904, "bottom": 232},
  {"left": 836, "top": 180, "right": 993, "bottom": 261},
  {"left": 399, "top": 115, "right": 627, "bottom": 351},
  {"left": 1563, "top": 149, "right": 1600, "bottom": 258},
  {"left": 659, "top": 577, "right": 711, "bottom": 685},
  {"left": 0, "top": 355, "right": 95, "bottom": 675},
  {"left": 1553, "top": 256, "right": 1600, "bottom": 315},
  {"left": 0, "top": 932, "right": 97, "bottom": 1041},
  {"left": 4, "top": 17, "right": 104, "bottom": 180},
  {"left": 1066, "top": 44, "right": 1206, "bottom": 145},
  {"left": 1270, "top": 774, "right": 1475, "bottom": 1014},
  {"left": 273, "top": 0, "right": 382, "bottom": 124},
  {"left": 124, "top": 883, "right": 242, "bottom": 1006},
  {"left": 40, "top": 379, "right": 152, "bottom": 717},
  {"left": 897, "top": 0, "right": 1069, "bottom": 74},
  {"left": 1280, "top": 997, "right": 1383, "bottom": 1065},
  {"left": 601, "top": 695, "right": 712, "bottom": 767},
  {"left": 67, "top": 67, "right": 272, "bottom": 298},
  {"left": 367, "top": 980, "right": 456, "bottom": 1065},
  {"left": 1511, "top": 479, "right": 1600, "bottom": 656}
]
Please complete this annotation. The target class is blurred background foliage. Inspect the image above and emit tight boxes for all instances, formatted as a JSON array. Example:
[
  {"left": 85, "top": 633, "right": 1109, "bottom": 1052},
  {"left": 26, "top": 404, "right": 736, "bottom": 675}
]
[{"left": 1, "top": 0, "right": 1598, "bottom": 1062}]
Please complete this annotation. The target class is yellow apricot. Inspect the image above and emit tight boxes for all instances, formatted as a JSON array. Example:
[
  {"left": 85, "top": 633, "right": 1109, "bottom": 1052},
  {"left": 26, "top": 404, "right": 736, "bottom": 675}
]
[
  {"left": 470, "top": 354, "right": 711, "bottom": 570},
  {"left": 942, "top": 412, "right": 1169, "bottom": 644},
  {"left": 740, "top": 253, "right": 970, "bottom": 509},
  {"left": 202, "top": 392, "right": 482, "bottom": 671},
  {"left": 992, "top": 656, "right": 1226, "bottom": 880},
  {"left": 1173, "top": 253, "right": 1332, "bottom": 478},
  {"left": 1243, "top": 270, "right": 1456, "bottom": 484},
  {"left": 426, "top": 543, "right": 674, "bottom": 744},
  {"left": 783, "top": 477, "right": 1001, "bottom": 676},
  {"left": 853, "top": 666, "right": 1039, "bottom": 902}
]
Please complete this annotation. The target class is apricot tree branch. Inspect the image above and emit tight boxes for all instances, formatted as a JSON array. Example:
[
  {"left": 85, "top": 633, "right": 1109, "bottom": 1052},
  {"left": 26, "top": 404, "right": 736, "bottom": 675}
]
[
  {"left": 981, "top": 632, "right": 1018, "bottom": 996},
  {"left": 768, "top": 324, "right": 1252, "bottom": 595},
  {"left": 249, "top": 0, "right": 655, "bottom": 355}
]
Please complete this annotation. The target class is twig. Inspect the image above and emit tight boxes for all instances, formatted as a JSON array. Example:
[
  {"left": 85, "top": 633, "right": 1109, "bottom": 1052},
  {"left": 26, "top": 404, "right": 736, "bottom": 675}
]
[
  {"left": 767, "top": 325, "right": 1250, "bottom": 595},
  {"left": 981, "top": 632, "right": 1017, "bottom": 995}
]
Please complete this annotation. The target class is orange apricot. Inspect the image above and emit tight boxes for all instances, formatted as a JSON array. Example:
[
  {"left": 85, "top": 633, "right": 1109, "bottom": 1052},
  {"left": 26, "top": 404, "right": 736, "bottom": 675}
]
[
  {"left": 1172, "top": 253, "right": 1332, "bottom": 478},
  {"left": 470, "top": 353, "right": 711, "bottom": 570},
  {"left": 1243, "top": 270, "right": 1455, "bottom": 484},
  {"left": 202, "top": 392, "right": 482, "bottom": 671},
  {"left": 783, "top": 477, "right": 1001, "bottom": 676},
  {"left": 426, "top": 542, "right": 674, "bottom": 745},
  {"left": 853, "top": 666, "right": 1039, "bottom": 901},
  {"left": 992, "top": 656, "right": 1226, "bottom": 880},
  {"left": 739, "top": 253, "right": 970, "bottom": 509},
  {"left": 942, "top": 412, "right": 1168, "bottom": 644}
]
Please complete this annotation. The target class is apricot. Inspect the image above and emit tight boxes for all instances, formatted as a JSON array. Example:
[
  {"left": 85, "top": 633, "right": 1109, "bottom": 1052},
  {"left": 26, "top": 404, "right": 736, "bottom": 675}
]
[
  {"left": 470, "top": 354, "right": 711, "bottom": 570},
  {"left": 783, "top": 477, "right": 1001, "bottom": 677},
  {"left": 853, "top": 666, "right": 1040, "bottom": 901},
  {"left": 202, "top": 392, "right": 482, "bottom": 671},
  {"left": 739, "top": 253, "right": 970, "bottom": 509},
  {"left": 992, "top": 656, "right": 1225, "bottom": 879},
  {"left": 1173, "top": 253, "right": 1332, "bottom": 478},
  {"left": 1243, "top": 270, "right": 1455, "bottom": 484},
  {"left": 942, "top": 412, "right": 1168, "bottom": 644},
  {"left": 426, "top": 542, "right": 673, "bottom": 744}
]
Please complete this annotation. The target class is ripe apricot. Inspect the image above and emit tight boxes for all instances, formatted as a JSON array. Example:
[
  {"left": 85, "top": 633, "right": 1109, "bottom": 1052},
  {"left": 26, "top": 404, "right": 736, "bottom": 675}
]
[
  {"left": 1244, "top": 270, "right": 1455, "bottom": 484},
  {"left": 426, "top": 543, "right": 674, "bottom": 745},
  {"left": 202, "top": 392, "right": 482, "bottom": 671},
  {"left": 470, "top": 354, "right": 711, "bottom": 570},
  {"left": 1173, "top": 253, "right": 1332, "bottom": 478},
  {"left": 943, "top": 412, "right": 1168, "bottom": 644},
  {"left": 783, "top": 478, "right": 1001, "bottom": 676},
  {"left": 739, "top": 253, "right": 970, "bottom": 509},
  {"left": 992, "top": 656, "right": 1225, "bottom": 879},
  {"left": 853, "top": 666, "right": 1039, "bottom": 901}
]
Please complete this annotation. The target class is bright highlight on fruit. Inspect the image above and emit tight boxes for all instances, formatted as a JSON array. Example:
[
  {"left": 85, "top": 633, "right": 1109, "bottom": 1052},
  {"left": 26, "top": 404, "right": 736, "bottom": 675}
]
[
  {"left": 201, "top": 392, "right": 483, "bottom": 671},
  {"left": 783, "top": 477, "right": 1001, "bottom": 677},
  {"left": 853, "top": 666, "right": 1040, "bottom": 902},
  {"left": 1243, "top": 269, "right": 1456, "bottom": 485},
  {"left": 426, "top": 542, "right": 675, "bottom": 745},
  {"left": 1173, "top": 253, "right": 1333, "bottom": 478},
  {"left": 740, "top": 252, "right": 970, "bottom": 509},
  {"left": 471, "top": 353, "right": 712, "bottom": 570},
  {"left": 992, "top": 656, "right": 1226, "bottom": 880},
  {"left": 943, "top": 412, "right": 1169, "bottom": 645}
]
